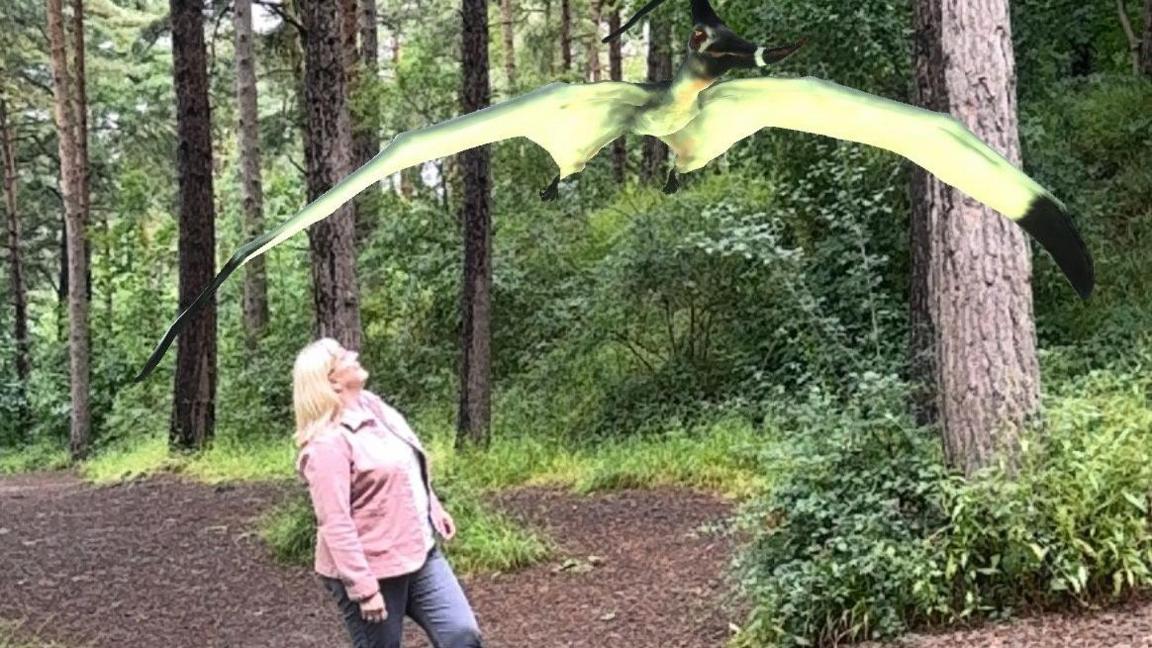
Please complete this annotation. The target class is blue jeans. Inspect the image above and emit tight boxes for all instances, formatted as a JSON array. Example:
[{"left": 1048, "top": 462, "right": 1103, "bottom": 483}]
[{"left": 322, "top": 547, "right": 483, "bottom": 648}]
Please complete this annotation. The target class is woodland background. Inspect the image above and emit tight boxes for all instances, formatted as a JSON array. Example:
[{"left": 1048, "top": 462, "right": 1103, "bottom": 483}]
[{"left": 1, "top": 0, "right": 1151, "bottom": 645}]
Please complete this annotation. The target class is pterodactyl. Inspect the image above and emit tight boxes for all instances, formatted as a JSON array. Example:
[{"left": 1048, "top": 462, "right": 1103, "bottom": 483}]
[{"left": 134, "top": 0, "right": 1094, "bottom": 381}]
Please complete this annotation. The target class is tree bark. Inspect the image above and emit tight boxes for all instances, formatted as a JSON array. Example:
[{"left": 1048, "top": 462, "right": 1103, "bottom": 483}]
[
  {"left": 300, "top": 0, "right": 363, "bottom": 350},
  {"left": 500, "top": 0, "right": 517, "bottom": 89},
  {"left": 910, "top": 0, "right": 1038, "bottom": 476},
  {"left": 233, "top": 0, "right": 270, "bottom": 347},
  {"left": 46, "top": 0, "right": 91, "bottom": 461},
  {"left": 608, "top": 2, "right": 625, "bottom": 183},
  {"left": 561, "top": 0, "right": 572, "bottom": 72},
  {"left": 457, "top": 0, "right": 492, "bottom": 448},
  {"left": 170, "top": 0, "right": 217, "bottom": 451},
  {"left": 351, "top": 0, "right": 384, "bottom": 244},
  {"left": 1118, "top": 0, "right": 1141, "bottom": 73},
  {"left": 1141, "top": 0, "right": 1152, "bottom": 76},
  {"left": 72, "top": 0, "right": 92, "bottom": 307},
  {"left": 0, "top": 96, "right": 30, "bottom": 390},
  {"left": 585, "top": 0, "right": 603, "bottom": 81},
  {"left": 641, "top": 12, "right": 671, "bottom": 183}
]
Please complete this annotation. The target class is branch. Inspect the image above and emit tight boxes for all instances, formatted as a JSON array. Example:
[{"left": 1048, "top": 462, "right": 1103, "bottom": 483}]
[
  {"left": 253, "top": 0, "right": 305, "bottom": 34},
  {"left": 1117, "top": 0, "right": 1141, "bottom": 73}
]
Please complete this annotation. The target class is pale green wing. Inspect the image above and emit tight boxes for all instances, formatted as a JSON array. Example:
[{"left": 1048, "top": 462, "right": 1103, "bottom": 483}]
[
  {"left": 135, "top": 81, "right": 651, "bottom": 380},
  {"left": 667, "top": 76, "right": 1094, "bottom": 299}
]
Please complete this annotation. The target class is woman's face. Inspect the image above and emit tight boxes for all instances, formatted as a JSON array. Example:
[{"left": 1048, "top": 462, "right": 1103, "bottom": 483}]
[{"left": 328, "top": 346, "right": 369, "bottom": 391}]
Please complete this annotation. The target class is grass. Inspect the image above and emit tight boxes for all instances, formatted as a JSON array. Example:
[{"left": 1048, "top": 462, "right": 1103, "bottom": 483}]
[
  {"left": 6, "top": 406, "right": 767, "bottom": 577},
  {"left": 0, "top": 439, "right": 70, "bottom": 475}
]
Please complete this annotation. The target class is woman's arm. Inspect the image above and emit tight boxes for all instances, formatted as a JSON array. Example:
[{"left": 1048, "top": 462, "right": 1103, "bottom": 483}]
[{"left": 300, "top": 432, "right": 379, "bottom": 601}]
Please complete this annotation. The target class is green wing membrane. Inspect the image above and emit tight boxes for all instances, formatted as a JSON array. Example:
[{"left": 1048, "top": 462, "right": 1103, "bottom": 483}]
[
  {"left": 135, "top": 81, "right": 650, "bottom": 381},
  {"left": 670, "top": 76, "right": 1094, "bottom": 299}
]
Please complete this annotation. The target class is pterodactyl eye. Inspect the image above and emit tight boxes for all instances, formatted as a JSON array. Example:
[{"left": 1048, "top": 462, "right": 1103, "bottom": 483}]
[{"left": 691, "top": 29, "right": 708, "bottom": 50}]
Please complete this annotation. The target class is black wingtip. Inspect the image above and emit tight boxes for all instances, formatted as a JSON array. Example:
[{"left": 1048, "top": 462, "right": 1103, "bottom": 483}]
[{"left": 1017, "top": 195, "right": 1095, "bottom": 300}]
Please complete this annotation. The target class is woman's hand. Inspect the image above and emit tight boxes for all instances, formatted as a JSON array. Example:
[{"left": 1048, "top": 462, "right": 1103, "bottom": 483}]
[
  {"left": 433, "top": 509, "right": 457, "bottom": 541},
  {"left": 359, "top": 591, "right": 387, "bottom": 623}
]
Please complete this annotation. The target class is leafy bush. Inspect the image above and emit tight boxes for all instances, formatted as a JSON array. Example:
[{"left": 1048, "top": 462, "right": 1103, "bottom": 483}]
[{"left": 732, "top": 364, "right": 1152, "bottom": 647}]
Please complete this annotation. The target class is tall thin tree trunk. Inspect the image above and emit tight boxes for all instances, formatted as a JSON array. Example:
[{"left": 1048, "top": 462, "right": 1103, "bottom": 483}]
[
  {"left": 500, "top": 0, "right": 517, "bottom": 89},
  {"left": 1118, "top": 0, "right": 1142, "bottom": 73},
  {"left": 457, "top": 0, "right": 492, "bottom": 448},
  {"left": 561, "top": 0, "right": 572, "bottom": 72},
  {"left": 352, "top": 0, "right": 384, "bottom": 243},
  {"left": 46, "top": 0, "right": 91, "bottom": 460},
  {"left": 642, "top": 13, "right": 671, "bottom": 183},
  {"left": 1142, "top": 0, "right": 1152, "bottom": 76},
  {"left": 72, "top": 0, "right": 92, "bottom": 307},
  {"left": 608, "top": 3, "right": 625, "bottom": 183},
  {"left": 0, "top": 96, "right": 30, "bottom": 392},
  {"left": 390, "top": 33, "right": 416, "bottom": 199},
  {"left": 585, "top": 0, "right": 603, "bottom": 81},
  {"left": 233, "top": 0, "right": 270, "bottom": 346},
  {"left": 170, "top": 0, "right": 217, "bottom": 450},
  {"left": 910, "top": 0, "right": 1038, "bottom": 476},
  {"left": 300, "top": 0, "right": 363, "bottom": 350}
]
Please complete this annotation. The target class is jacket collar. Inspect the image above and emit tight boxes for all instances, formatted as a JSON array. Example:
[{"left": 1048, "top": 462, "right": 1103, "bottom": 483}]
[{"left": 338, "top": 394, "right": 376, "bottom": 433}]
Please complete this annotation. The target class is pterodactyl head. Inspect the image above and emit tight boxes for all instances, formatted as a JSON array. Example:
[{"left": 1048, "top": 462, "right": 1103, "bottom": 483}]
[{"left": 602, "top": 0, "right": 805, "bottom": 80}]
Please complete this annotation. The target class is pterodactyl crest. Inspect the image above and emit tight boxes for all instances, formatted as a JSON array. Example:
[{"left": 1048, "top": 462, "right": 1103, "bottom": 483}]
[{"left": 134, "top": 0, "right": 1094, "bottom": 381}]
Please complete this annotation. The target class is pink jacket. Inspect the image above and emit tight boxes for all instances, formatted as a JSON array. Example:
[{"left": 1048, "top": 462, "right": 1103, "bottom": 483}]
[{"left": 296, "top": 390, "right": 447, "bottom": 601}]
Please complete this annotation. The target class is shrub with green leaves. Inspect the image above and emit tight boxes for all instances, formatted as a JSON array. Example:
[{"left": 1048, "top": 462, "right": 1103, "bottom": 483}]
[{"left": 732, "top": 364, "right": 1152, "bottom": 647}]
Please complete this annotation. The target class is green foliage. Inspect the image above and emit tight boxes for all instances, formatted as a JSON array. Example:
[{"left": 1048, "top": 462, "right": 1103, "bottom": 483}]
[
  {"left": 732, "top": 362, "right": 1152, "bottom": 647},
  {"left": 259, "top": 483, "right": 551, "bottom": 577}
]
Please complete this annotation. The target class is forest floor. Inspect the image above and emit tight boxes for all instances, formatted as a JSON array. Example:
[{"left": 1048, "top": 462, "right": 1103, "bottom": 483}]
[{"left": 1, "top": 471, "right": 1151, "bottom": 648}]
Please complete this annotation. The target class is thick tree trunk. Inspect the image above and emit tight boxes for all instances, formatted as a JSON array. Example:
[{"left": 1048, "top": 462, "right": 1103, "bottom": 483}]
[
  {"left": 500, "top": 0, "right": 517, "bottom": 89},
  {"left": 1142, "top": 0, "right": 1152, "bottom": 76},
  {"left": 641, "top": 13, "right": 671, "bottom": 183},
  {"left": 457, "top": 0, "right": 492, "bottom": 448},
  {"left": 300, "top": 0, "right": 363, "bottom": 350},
  {"left": 0, "top": 97, "right": 30, "bottom": 388},
  {"left": 910, "top": 0, "right": 1038, "bottom": 476},
  {"left": 608, "top": 3, "right": 625, "bottom": 183},
  {"left": 170, "top": 0, "right": 217, "bottom": 451},
  {"left": 47, "top": 0, "right": 91, "bottom": 461},
  {"left": 233, "top": 0, "right": 270, "bottom": 347},
  {"left": 585, "top": 0, "right": 603, "bottom": 81},
  {"left": 561, "top": 0, "right": 572, "bottom": 72}
]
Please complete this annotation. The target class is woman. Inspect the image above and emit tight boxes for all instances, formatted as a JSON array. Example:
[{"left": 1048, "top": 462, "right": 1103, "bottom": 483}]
[{"left": 292, "top": 337, "right": 483, "bottom": 648}]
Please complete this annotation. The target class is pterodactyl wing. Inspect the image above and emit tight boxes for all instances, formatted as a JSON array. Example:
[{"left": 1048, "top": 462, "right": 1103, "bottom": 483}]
[
  {"left": 665, "top": 76, "right": 1094, "bottom": 299},
  {"left": 135, "top": 81, "right": 651, "bottom": 380}
]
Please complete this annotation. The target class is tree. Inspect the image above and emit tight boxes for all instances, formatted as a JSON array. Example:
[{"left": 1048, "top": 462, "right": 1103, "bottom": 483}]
[
  {"left": 1142, "top": 0, "right": 1152, "bottom": 76},
  {"left": 608, "top": 0, "right": 625, "bottom": 183},
  {"left": 457, "top": 0, "right": 492, "bottom": 448},
  {"left": 0, "top": 93, "right": 30, "bottom": 391},
  {"left": 585, "top": 0, "right": 603, "bottom": 81},
  {"left": 46, "top": 0, "right": 91, "bottom": 460},
  {"left": 500, "top": 0, "right": 517, "bottom": 89},
  {"left": 641, "top": 10, "right": 671, "bottom": 183},
  {"left": 910, "top": 0, "right": 1038, "bottom": 475},
  {"left": 300, "top": 0, "right": 363, "bottom": 349},
  {"left": 233, "top": 0, "right": 270, "bottom": 346},
  {"left": 170, "top": 0, "right": 217, "bottom": 450},
  {"left": 561, "top": 0, "right": 572, "bottom": 72}
]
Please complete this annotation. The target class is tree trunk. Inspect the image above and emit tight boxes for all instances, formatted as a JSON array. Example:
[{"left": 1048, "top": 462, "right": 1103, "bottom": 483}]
[
  {"left": 561, "top": 0, "right": 572, "bottom": 72},
  {"left": 47, "top": 0, "right": 91, "bottom": 461},
  {"left": 354, "top": 0, "right": 379, "bottom": 172},
  {"left": 0, "top": 96, "right": 30, "bottom": 391},
  {"left": 910, "top": 0, "right": 1038, "bottom": 476},
  {"left": 233, "top": 0, "right": 270, "bottom": 347},
  {"left": 500, "top": 0, "right": 517, "bottom": 89},
  {"left": 641, "top": 12, "right": 671, "bottom": 183},
  {"left": 608, "top": 3, "right": 625, "bottom": 183},
  {"left": 300, "top": 0, "right": 363, "bottom": 350},
  {"left": 1118, "top": 0, "right": 1141, "bottom": 73},
  {"left": 457, "top": 0, "right": 492, "bottom": 448},
  {"left": 585, "top": 0, "right": 603, "bottom": 81},
  {"left": 170, "top": 0, "right": 218, "bottom": 451},
  {"left": 1142, "top": 0, "right": 1152, "bottom": 76},
  {"left": 390, "top": 32, "right": 417, "bottom": 199},
  {"left": 352, "top": 0, "right": 384, "bottom": 244},
  {"left": 72, "top": 0, "right": 92, "bottom": 307}
]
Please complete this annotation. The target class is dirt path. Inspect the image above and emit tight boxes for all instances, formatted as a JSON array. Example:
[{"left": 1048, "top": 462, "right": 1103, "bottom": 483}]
[{"left": 0, "top": 472, "right": 741, "bottom": 648}]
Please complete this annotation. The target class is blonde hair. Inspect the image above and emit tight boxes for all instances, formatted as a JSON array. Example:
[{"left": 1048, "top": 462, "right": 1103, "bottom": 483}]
[{"left": 292, "top": 337, "right": 344, "bottom": 448}]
